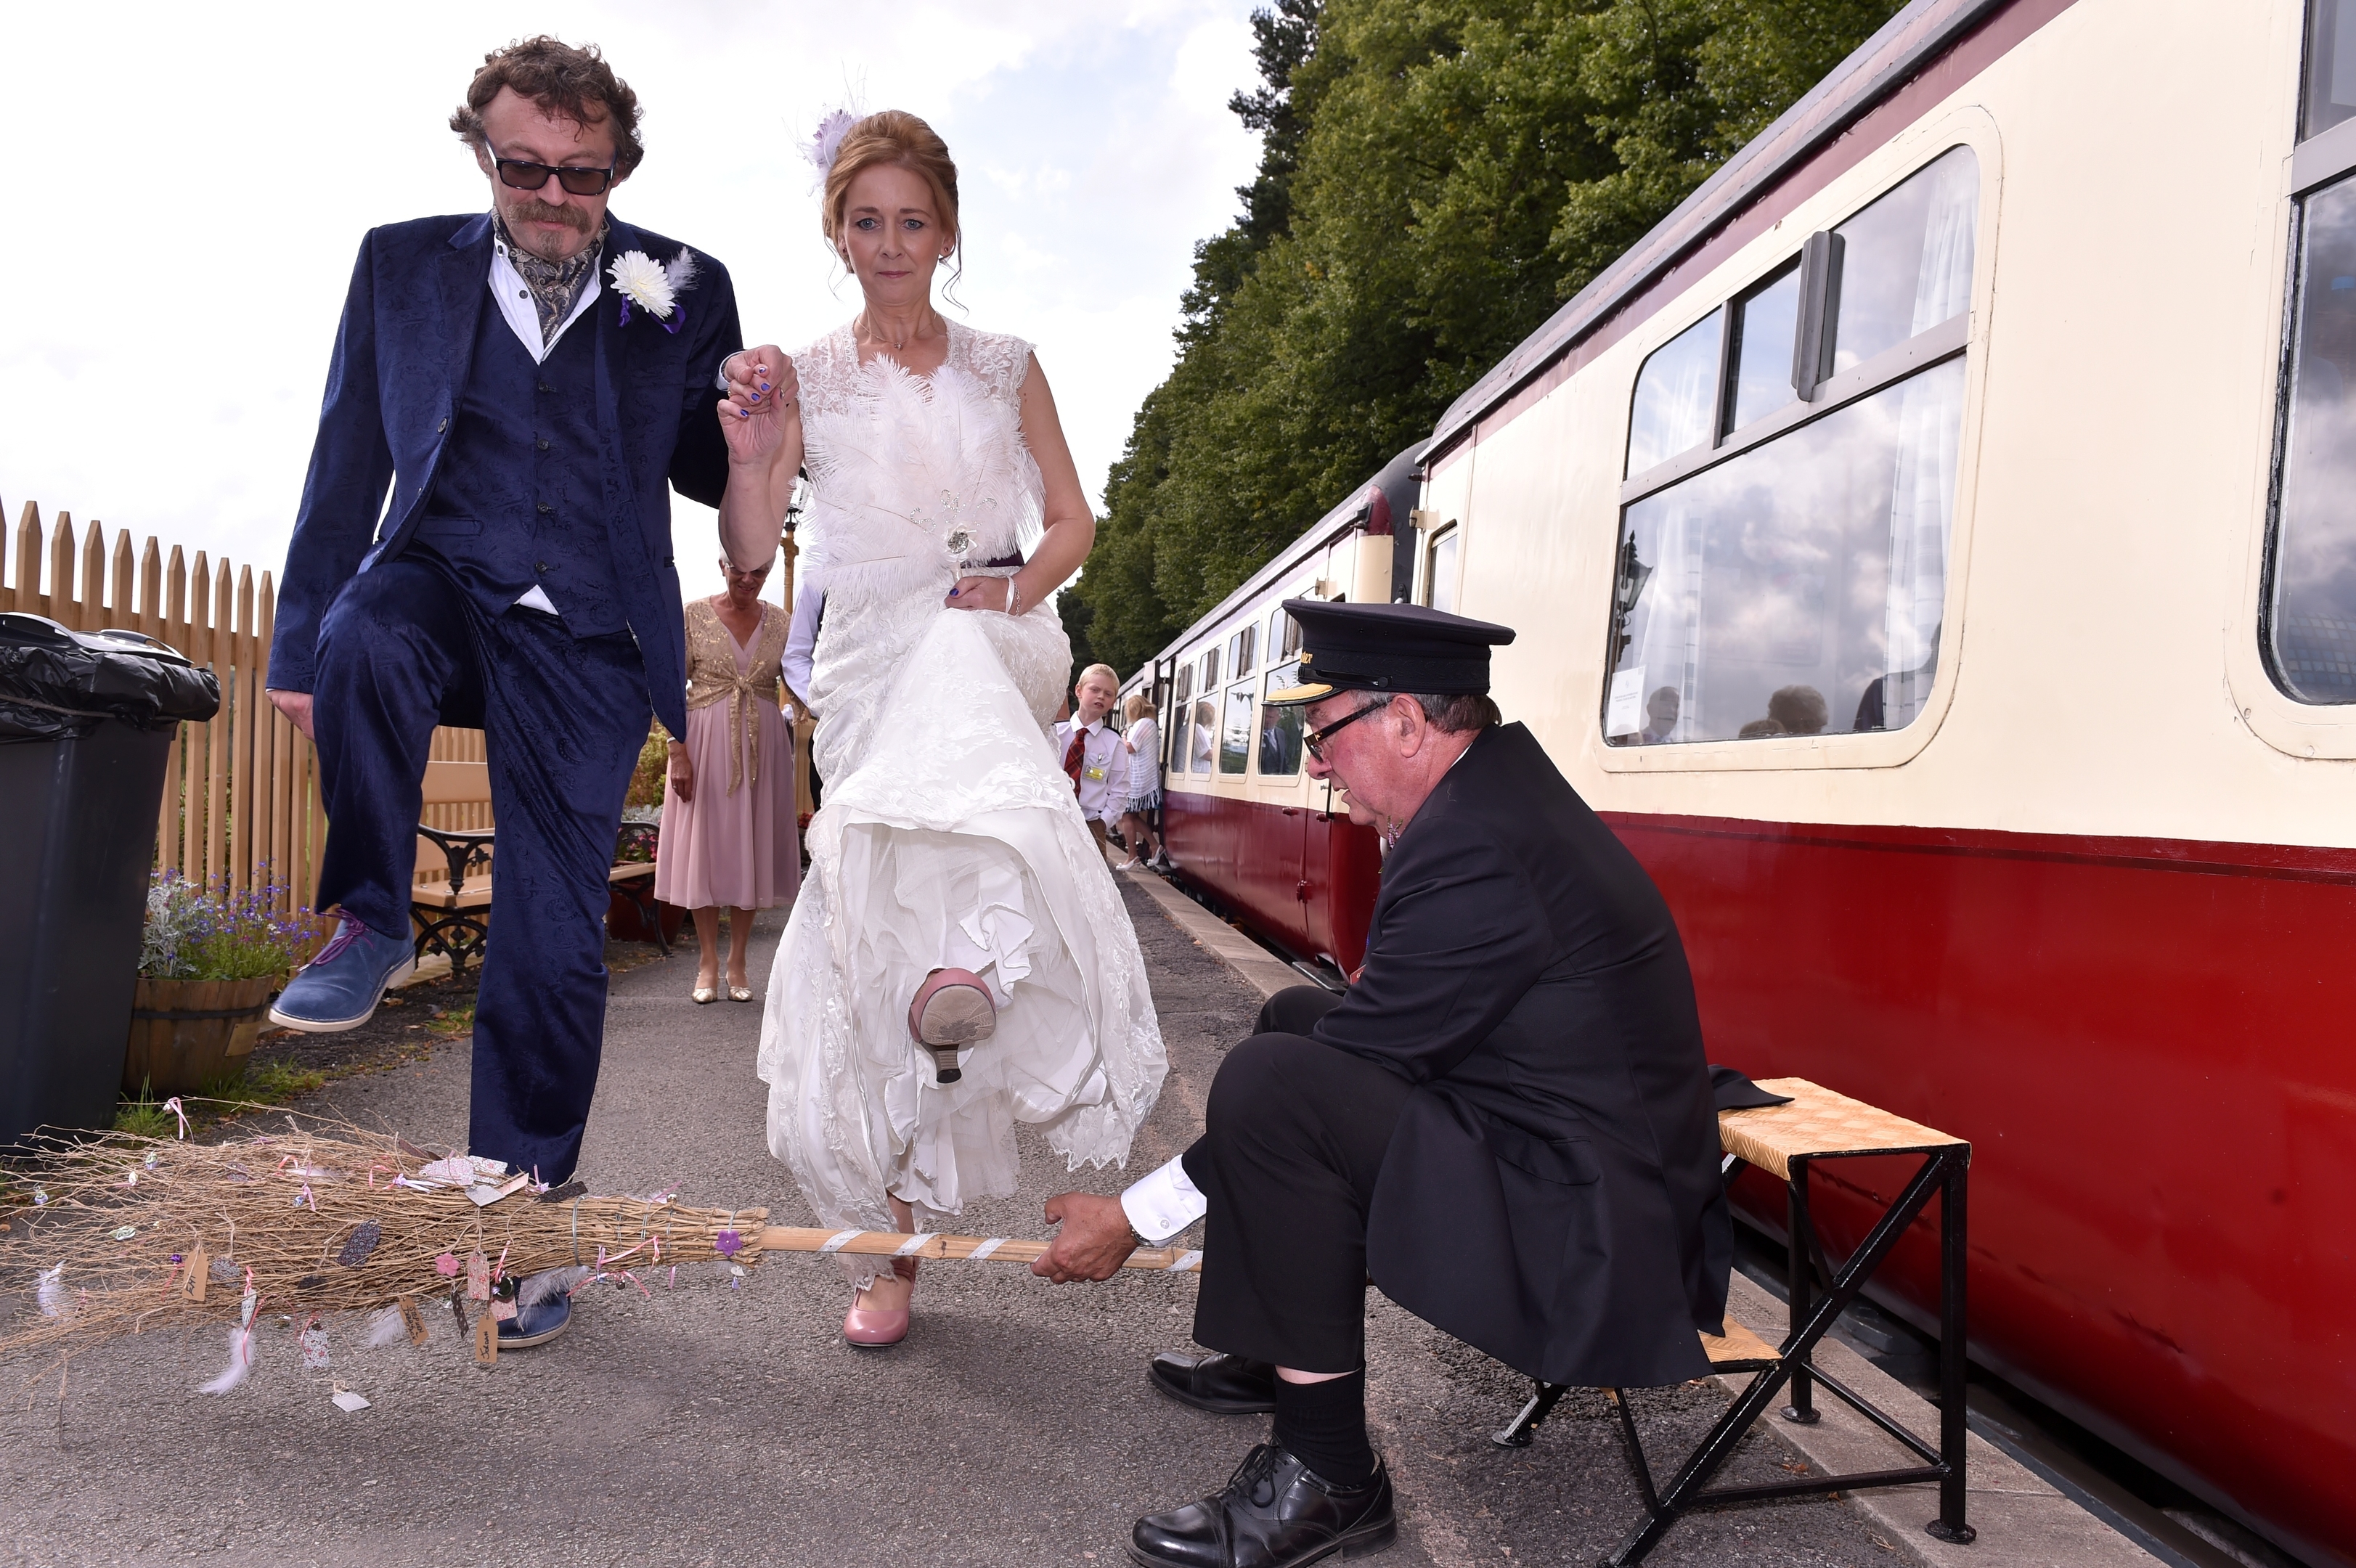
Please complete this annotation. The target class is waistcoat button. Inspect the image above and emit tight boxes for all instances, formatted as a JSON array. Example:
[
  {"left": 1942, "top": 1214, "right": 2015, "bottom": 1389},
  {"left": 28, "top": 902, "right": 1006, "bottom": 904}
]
[
  {"left": 537, "top": 562, "right": 550, "bottom": 573},
  {"left": 537, "top": 502, "right": 553, "bottom": 514},
  {"left": 537, "top": 438, "right": 550, "bottom": 452},
  {"left": 537, "top": 382, "right": 553, "bottom": 394}
]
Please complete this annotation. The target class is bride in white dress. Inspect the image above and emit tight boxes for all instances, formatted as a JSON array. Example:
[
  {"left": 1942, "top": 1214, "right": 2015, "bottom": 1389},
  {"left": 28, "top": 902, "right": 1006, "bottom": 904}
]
[{"left": 717, "top": 110, "right": 1167, "bottom": 1347}]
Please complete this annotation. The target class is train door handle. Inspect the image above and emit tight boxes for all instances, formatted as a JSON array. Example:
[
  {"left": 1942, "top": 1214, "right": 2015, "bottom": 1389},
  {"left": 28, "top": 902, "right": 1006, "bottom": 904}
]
[
  {"left": 1281, "top": 807, "right": 1300, "bottom": 817},
  {"left": 1296, "top": 880, "right": 1311, "bottom": 901}
]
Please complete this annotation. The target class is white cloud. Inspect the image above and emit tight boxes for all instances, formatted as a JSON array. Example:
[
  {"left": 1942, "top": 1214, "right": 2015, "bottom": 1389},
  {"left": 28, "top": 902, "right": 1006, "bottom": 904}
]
[{"left": 0, "top": 0, "right": 1260, "bottom": 613}]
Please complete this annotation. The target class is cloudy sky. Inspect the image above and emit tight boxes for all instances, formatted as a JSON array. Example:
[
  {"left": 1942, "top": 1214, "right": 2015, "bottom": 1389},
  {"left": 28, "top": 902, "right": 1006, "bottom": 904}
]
[{"left": 1, "top": 1, "right": 1262, "bottom": 610}]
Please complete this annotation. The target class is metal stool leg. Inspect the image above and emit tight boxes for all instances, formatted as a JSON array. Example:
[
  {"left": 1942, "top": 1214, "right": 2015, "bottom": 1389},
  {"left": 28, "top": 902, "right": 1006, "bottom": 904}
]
[
  {"left": 1925, "top": 1148, "right": 1977, "bottom": 1544},
  {"left": 1783, "top": 1157, "right": 1820, "bottom": 1424}
]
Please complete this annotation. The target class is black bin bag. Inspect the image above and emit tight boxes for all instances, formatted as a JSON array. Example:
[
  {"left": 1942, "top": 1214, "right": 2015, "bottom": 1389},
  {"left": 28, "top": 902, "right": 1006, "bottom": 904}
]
[{"left": 0, "top": 613, "right": 222, "bottom": 1145}]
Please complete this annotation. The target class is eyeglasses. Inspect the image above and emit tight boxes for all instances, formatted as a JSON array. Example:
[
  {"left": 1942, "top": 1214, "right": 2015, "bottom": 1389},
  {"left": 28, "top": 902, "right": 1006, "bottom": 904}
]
[
  {"left": 490, "top": 151, "right": 616, "bottom": 196},
  {"left": 1303, "top": 698, "right": 1385, "bottom": 763}
]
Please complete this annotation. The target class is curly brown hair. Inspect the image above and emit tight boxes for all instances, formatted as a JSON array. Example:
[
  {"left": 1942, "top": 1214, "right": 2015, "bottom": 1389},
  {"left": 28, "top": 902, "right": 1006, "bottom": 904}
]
[{"left": 449, "top": 36, "right": 644, "bottom": 178}]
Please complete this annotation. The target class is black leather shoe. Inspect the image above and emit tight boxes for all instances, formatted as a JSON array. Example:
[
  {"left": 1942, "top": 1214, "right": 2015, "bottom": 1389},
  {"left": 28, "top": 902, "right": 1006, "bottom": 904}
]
[
  {"left": 1150, "top": 1350, "right": 1279, "bottom": 1414},
  {"left": 1130, "top": 1443, "right": 1395, "bottom": 1568}
]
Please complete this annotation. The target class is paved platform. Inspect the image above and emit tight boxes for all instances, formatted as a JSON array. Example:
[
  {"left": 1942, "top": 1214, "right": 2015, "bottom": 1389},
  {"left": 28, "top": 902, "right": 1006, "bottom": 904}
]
[{"left": 0, "top": 878, "right": 2060, "bottom": 1567}]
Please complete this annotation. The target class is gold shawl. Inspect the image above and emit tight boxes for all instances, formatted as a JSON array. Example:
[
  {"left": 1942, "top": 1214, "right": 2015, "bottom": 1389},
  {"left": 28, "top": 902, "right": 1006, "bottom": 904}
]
[{"left": 682, "top": 598, "right": 791, "bottom": 796}]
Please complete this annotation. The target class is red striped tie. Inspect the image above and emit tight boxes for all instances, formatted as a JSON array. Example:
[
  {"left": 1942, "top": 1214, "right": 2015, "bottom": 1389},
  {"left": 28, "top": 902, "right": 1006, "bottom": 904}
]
[{"left": 1062, "top": 727, "right": 1086, "bottom": 795}]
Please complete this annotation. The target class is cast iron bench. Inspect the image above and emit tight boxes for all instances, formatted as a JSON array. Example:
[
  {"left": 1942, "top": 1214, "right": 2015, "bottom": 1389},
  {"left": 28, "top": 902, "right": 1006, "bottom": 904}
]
[
  {"left": 1489, "top": 1077, "right": 1973, "bottom": 1565},
  {"left": 412, "top": 760, "right": 667, "bottom": 974}
]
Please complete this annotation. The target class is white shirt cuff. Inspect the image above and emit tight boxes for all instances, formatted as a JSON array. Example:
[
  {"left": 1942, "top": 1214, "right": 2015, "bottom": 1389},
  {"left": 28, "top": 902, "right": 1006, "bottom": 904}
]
[{"left": 1120, "top": 1154, "right": 1207, "bottom": 1244}]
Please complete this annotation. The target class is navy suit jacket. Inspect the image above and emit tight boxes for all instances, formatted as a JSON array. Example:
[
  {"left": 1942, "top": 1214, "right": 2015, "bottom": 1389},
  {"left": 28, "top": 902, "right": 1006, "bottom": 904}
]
[{"left": 269, "top": 212, "right": 741, "bottom": 739}]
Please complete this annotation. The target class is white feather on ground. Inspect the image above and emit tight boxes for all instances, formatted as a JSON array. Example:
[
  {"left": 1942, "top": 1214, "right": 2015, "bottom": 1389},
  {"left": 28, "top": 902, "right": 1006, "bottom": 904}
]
[
  {"left": 197, "top": 1328, "right": 254, "bottom": 1395},
  {"left": 518, "top": 1265, "right": 592, "bottom": 1307},
  {"left": 362, "top": 1307, "right": 407, "bottom": 1348},
  {"left": 35, "top": 1264, "right": 65, "bottom": 1318}
]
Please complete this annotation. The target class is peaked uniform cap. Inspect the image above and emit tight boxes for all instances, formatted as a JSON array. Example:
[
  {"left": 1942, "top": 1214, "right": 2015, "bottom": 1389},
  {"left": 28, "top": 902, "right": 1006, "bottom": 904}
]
[{"left": 1266, "top": 600, "right": 1516, "bottom": 706}]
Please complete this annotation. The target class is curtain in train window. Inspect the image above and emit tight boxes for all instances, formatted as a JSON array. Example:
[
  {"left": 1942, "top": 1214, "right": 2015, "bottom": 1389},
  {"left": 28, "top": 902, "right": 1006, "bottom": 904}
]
[
  {"left": 2267, "top": 174, "right": 2356, "bottom": 702},
  {"left": 1220, "top": 683, "right": 1255, "bottom": 773},
  {"left": 1258, "top": 671, "right": 1305, "bottom": 776},
  {"left": 1831, "top": 148, "right": 1979, "bottom": 374},
  {"left": 1605, "top": 359, "right": 1966, "bottom": 744},
  {"left": 1627, "top": 309, "right": 1722, "bottom": 475}
]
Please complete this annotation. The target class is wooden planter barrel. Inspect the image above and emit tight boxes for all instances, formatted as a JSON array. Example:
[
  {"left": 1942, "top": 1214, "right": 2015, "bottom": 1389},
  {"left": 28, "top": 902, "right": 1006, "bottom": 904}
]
[{"left": 121, "top": 976, "right": 279, "bottom": 1095}]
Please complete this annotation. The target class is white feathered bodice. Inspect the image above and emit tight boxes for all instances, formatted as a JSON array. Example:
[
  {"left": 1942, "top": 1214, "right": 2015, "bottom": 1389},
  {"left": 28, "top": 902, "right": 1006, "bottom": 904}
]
[{"left": 794, "top": 321, "right": 1042, "bottom": 610}]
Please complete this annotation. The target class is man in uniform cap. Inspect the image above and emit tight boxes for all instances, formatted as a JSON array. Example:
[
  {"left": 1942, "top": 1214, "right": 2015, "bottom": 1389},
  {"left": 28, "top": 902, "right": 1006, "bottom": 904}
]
[{"left": 1035, "top": 600, "right": 1731, "bottom": 1568}]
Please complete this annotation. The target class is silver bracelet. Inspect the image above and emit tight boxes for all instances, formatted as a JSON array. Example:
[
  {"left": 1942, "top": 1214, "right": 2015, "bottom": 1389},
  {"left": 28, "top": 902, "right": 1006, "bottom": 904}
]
[
  {"left": 1006, "top": 577, "right": 1023, "bottom": 616},
  {"left": 715, "top": 351, "right": 743, "bottom": 391}
]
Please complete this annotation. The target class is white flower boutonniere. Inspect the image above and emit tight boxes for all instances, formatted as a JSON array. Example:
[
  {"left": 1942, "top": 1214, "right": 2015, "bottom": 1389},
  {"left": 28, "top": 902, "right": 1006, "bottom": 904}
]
[{"left": 611, "top": 247, "right": 700, "bottom": 335}]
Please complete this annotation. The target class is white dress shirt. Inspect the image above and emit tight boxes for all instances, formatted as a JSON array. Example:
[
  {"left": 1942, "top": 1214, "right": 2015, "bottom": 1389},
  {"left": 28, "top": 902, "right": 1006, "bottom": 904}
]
[
  {"left": 782, "top": 566, "right": 825, "bottom": 709},
  {"left": 487, "top": 229, "right": 603, "bottom": 616}
]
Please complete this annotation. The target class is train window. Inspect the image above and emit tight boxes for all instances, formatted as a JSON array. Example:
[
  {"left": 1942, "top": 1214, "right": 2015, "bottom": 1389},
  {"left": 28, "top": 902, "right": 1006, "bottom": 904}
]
[
  {"left": 1219, "top": 683, "right": 1255, "bottom": 774},
  {"left": 1189, "top": 691, "right": 1218, "bottom": 772},
  {"left": 1424, "top": 527, "right": 1459, "bottom": 614},
  {"left": 2308, "top": 0, "right": 2356, "bottom": 139},
  {"left": 1170, "top": 665, "right": 1194, "bottom": 772},
  {"left": 1258, "top": 672, "right": 1305, "bottom": 776},
  {"left": 1279, "top": 606, "right": 1303, "bottom": 662},
  {"left": 1227, "top": 624, "right": 1257, "bottom": 676},
  {"left": 1201, "top": 647, "right": 1220, "bottom": 690},
  {"left": 2266, "top": 173, "right": 2356, "bottom": 701},
  {"left": 1830, "top": 149, "right": 1981, "bottom": 376},
  {"left": 1266, "top": 608, "right": 1287, "bottom": 669},
  {"left": 1605, "top": 357, "right": 1968, "bottom": 745},
  {"left": 1627, "top": 308, "right": 1723, "bottom": 475},
  {"left": 1728, "top": 264, "right": 1803, "bottom": 431}
]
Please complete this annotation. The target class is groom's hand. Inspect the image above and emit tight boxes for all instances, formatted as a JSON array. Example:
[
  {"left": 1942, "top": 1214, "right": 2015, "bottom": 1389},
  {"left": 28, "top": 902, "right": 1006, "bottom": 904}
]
[
  {"left": 719, "top": 344, "right": 796, "bottom": 464},
  {"left": 1034, "top": 1191, "right": 1138, "bottom": 1283}
]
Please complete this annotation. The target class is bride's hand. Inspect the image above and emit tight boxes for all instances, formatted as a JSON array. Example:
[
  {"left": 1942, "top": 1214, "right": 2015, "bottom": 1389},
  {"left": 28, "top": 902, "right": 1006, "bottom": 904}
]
[
  {"left": 945, "top": 575, "right": 1010, "bottom": 613},
  {"left": 718, "top": 344, "right": 797, "bottom": 467}
]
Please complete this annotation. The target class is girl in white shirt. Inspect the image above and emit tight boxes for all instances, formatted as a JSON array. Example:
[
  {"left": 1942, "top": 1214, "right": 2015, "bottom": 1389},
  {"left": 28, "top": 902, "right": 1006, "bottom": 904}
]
[{"left": 1117, "top": 693, "right": 1164, "bottom": 870}]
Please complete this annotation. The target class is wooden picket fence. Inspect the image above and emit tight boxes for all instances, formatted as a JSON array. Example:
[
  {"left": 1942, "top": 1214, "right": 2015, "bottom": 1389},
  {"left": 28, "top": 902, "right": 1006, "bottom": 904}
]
[
  {"left": 1, "top": 498, "right": 497, "bottom": 918},
  {"left": 6, "top": 497, "right": 811, "bottom": 926}
]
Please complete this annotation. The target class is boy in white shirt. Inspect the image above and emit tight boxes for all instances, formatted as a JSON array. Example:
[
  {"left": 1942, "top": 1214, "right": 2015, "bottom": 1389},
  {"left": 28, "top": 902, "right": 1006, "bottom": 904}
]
[{"left": 1053, "top": 663, "right": 1130, "bottom": 858}]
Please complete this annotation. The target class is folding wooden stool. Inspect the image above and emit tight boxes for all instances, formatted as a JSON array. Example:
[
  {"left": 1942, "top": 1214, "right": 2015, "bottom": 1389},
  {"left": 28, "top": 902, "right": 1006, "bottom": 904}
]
[{"left": 1491, "top": 1078, "right": 1975, "bottom": 1565}]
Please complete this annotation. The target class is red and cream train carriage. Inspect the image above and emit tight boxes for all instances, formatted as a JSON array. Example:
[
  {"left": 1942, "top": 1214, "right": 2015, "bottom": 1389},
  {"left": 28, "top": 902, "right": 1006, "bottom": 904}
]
[{"left": 1132, "top": 1, "right": 2356, "bottom": 1561}]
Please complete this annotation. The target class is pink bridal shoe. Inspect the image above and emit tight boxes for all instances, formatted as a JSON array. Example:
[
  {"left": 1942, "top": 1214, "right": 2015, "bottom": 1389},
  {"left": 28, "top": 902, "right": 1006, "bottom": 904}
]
[
  {"left": 908, "top": 967, "right": 996, "bottom": 1084},
  {"left": 843, "top": 1257, "right": 919, "bottom": 1349}
]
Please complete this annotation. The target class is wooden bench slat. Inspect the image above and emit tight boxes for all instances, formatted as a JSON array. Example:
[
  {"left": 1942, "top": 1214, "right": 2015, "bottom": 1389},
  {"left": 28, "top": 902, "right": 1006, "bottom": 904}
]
[{"left": 420, "top": 759, "right": 492, "bottom": 808}]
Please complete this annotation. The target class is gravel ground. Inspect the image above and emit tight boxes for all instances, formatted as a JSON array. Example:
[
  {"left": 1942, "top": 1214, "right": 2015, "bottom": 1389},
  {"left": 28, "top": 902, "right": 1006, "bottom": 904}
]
[{"left": 0, "top": 882, "right": 1894, "bottom": 1567}]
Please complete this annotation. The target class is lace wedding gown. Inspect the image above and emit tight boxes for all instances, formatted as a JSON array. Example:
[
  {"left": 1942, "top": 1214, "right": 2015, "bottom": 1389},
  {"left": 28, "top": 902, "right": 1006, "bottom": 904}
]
[{"left": 757, "top": 322, "right": 1166, "bottom": 1278}]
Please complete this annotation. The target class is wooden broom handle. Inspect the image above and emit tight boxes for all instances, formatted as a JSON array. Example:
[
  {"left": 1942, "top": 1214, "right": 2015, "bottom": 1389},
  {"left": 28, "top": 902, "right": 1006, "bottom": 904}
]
[{"left": 756, "top": 1225, "right": 1202, "bottom": 1273}]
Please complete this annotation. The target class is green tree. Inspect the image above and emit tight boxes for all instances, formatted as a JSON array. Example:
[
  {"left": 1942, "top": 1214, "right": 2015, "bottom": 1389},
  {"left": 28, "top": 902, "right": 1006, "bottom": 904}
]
[{"left": 1064, "top": 0, "right": 1905, "bottom": 678}]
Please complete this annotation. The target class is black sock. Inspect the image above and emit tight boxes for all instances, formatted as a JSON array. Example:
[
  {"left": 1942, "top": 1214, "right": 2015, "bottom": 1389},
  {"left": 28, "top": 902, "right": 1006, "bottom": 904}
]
[{"left": 1271, "top": 1369, "right": 1376, "bottom": 1487}]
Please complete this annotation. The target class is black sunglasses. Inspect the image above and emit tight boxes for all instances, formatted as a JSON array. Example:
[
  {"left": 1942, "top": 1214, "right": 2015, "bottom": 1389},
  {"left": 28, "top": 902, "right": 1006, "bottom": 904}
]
[
  {"left": 491, "top": 152, "right": 616, "bottom": 196},
  {"left": 1304, "top": 698, "right": 1385, "bottom": 762}
]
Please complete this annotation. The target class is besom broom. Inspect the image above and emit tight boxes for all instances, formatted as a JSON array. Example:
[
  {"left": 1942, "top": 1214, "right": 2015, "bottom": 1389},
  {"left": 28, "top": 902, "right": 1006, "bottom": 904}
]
[{"left": 1, "top": 1111, "right": 1198, "bottom": 1379}]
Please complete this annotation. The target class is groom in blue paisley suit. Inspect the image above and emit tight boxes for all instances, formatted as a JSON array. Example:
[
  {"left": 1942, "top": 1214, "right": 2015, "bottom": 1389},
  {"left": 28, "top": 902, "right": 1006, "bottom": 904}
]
[{"left": 265, "top": 36, "right": 788, "bottom": 1344}]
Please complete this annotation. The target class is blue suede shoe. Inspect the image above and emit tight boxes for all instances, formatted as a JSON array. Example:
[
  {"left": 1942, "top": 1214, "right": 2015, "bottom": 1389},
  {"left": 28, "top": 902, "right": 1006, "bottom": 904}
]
[
  {"left": 268, "top": 918, "right": 416, "bottom": 1032},
  {"left": 498, "top": 1288, "right": 573, "bottom": 1349}
]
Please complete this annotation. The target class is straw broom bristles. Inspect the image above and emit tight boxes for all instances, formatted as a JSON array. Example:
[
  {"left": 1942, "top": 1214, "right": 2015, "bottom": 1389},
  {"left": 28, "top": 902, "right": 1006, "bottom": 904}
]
[
  {"left": 1, "top": 1114, "right": 1202, "bottom": 1364},
  {"left": 0, "top": 1115, "right": 765, "bottom": 1360}
]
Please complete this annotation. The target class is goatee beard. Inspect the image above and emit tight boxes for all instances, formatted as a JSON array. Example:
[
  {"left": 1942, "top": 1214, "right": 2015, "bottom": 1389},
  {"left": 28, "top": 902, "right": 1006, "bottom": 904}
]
[{"left": 502, "top": 204, "right": 595, "bottom": 261}]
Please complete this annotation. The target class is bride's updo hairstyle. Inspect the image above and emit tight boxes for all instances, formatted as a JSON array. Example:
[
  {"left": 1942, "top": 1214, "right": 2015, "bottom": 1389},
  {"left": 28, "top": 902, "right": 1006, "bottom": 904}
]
[{"left": 823, "top": 111, "right": 962, "bottom": 285}]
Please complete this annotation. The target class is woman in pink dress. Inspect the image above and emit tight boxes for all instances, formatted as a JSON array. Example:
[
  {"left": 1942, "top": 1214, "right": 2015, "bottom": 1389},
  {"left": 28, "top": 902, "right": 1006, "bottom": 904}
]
[{"left": 656, "top": 556, "right": 802, "bottom": 1003}]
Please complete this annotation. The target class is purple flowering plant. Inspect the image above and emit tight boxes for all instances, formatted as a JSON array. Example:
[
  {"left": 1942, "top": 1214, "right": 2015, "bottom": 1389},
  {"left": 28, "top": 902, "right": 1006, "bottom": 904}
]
[{"left": 139, "top": 870, "right": 317, "bottom": 981}]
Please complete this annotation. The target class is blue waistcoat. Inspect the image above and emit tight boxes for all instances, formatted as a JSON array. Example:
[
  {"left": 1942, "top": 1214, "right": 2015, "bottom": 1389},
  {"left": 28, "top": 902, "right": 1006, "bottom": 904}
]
[{"left": 409, "top": 301, "right": 625, "bottom": 634}]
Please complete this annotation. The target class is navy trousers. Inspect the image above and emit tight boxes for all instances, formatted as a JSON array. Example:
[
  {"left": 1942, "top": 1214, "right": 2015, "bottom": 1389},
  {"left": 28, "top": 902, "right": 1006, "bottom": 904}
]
[{"left": 311, "top": 559, "right": 648, "bottom": 1184}]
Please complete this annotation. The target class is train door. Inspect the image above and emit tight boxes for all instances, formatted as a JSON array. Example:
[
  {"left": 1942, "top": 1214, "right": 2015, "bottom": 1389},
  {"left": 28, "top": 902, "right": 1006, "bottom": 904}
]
[{"left": 1244, "top": 604, "right": 1313, "bottom": 953}]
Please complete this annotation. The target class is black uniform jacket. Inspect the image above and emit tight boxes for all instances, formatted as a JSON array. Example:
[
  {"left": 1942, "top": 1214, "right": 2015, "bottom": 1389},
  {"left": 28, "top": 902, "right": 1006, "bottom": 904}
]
[{"left": 1332, "top": 722, "right": 1729, "bottom": 1388}]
